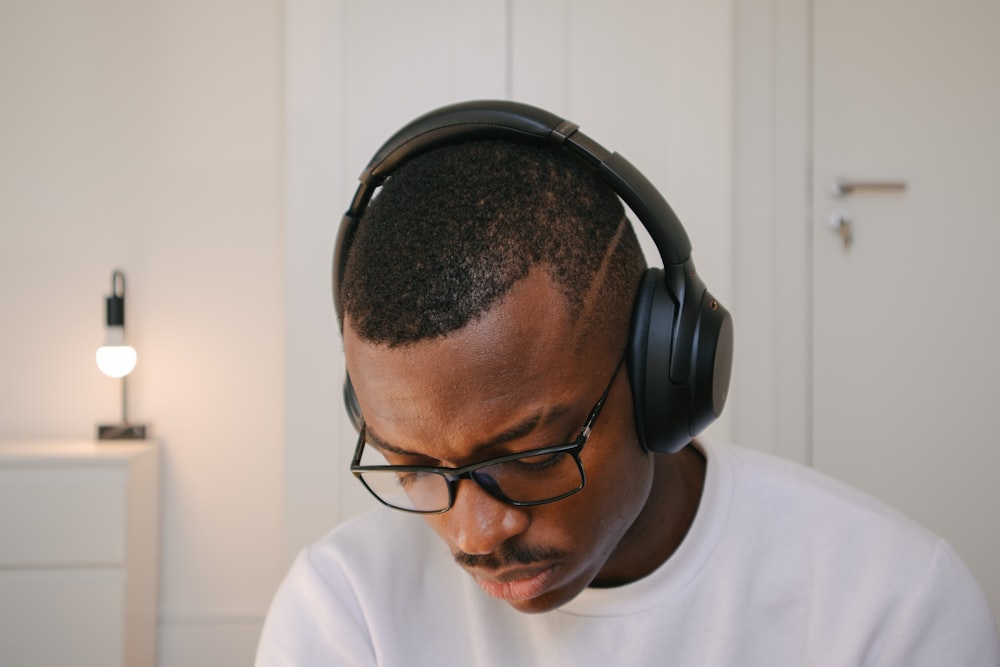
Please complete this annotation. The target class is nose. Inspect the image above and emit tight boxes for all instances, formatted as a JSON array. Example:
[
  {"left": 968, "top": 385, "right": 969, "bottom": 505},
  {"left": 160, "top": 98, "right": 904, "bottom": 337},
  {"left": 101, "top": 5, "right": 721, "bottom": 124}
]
[{"left": 445, "top": 479, "right": 530, "bottom": 556}]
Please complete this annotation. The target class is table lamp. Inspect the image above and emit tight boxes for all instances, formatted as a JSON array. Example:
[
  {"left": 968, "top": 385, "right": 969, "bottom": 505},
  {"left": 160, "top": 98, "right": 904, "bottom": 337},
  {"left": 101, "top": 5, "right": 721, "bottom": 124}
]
[{"left": 96, "top": 269, "right": 147, "bottom": 440}]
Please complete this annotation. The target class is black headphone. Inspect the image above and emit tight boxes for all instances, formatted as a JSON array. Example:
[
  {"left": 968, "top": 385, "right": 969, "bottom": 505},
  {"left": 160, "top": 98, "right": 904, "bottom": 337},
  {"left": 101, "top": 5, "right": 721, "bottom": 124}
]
[{"left": 333, "top": 100, "right": 733, "bottom": 454}]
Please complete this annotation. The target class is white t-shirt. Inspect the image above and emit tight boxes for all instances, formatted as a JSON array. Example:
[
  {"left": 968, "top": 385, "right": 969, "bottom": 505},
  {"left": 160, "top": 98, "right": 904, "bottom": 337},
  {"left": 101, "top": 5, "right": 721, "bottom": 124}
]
[{"left": 256, "top": 442, "right": 1000, "bottom": 666}]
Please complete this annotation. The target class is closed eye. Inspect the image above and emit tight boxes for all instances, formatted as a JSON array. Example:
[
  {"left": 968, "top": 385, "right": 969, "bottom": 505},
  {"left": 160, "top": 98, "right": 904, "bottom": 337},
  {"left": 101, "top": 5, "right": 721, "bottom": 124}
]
[
  {"left": 391, "top": 471, "right": 415, "bottom": 488},
  {"left": 505, "top": 451, "right": 567, "bottom": 472}
]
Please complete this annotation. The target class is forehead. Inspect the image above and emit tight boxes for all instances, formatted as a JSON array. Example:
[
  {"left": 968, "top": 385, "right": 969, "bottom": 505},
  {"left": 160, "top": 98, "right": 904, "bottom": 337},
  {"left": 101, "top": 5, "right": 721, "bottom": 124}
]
[{"left": 343, "top": 270, "right": 596, "bottom": 459}]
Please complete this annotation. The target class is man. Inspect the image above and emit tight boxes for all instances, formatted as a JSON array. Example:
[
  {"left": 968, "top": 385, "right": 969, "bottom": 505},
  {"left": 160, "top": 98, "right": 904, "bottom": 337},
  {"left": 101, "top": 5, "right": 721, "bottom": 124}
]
[{"left": 258, "top": 103, "right": 999, "bottom": 665}]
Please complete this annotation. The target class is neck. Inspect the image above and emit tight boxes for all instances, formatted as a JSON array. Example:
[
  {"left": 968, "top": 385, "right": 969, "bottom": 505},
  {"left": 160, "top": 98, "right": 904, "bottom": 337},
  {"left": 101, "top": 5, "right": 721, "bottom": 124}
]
[{"left": 591, "top": 443, "right": 706, "bottom": 587}]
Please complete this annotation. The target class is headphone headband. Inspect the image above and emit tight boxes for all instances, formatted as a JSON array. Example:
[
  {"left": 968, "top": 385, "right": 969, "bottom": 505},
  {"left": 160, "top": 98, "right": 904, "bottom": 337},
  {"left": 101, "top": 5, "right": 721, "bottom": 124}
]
[{"left": 339, "top": 101, "right": 692, "bottom": 286}]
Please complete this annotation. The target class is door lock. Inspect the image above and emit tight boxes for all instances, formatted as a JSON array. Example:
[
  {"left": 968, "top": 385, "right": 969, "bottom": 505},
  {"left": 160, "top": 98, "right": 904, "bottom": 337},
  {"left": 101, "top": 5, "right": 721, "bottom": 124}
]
[{"left": 828, "top": 211, "right": 853, "bottom": 249}]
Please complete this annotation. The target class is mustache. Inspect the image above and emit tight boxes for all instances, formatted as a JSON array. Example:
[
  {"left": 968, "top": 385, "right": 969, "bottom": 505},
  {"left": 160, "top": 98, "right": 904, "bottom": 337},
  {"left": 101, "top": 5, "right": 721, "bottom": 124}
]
[{"left": 453, "top": 541, "right": 565, "bottom": 570}]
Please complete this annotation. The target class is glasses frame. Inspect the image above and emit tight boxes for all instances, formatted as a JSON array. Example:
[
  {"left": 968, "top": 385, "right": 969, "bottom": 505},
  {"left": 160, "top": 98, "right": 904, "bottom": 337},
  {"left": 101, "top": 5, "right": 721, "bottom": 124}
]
[{"left": 350, "top": 356, "right": 624, "bottom": 514}]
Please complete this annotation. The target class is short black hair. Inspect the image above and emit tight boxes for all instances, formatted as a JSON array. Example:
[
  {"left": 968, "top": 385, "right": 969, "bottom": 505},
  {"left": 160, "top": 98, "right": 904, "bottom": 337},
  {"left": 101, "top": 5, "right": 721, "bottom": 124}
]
[{"left": 340, "top": 140, "right": 646, "bottom": 350}]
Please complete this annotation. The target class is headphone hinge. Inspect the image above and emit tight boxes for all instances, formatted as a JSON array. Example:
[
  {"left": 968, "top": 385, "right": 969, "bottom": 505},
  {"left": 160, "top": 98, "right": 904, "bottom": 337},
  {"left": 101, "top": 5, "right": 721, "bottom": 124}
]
[{"left": 550, "top": 120, "right": 579, "bottom": 143}]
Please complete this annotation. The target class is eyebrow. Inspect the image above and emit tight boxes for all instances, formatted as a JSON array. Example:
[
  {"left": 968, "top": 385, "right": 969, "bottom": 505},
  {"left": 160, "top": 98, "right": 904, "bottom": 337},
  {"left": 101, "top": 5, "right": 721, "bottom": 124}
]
[{"left": 364, "top": 404, "right": 574, "bottom": 461}]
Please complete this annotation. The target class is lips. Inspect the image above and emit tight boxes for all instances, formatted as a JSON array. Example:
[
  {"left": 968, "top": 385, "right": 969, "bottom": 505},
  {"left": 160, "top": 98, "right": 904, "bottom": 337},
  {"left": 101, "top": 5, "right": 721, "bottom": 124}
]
[{"left": 473, "top": 564, "right": 556, "bottom": 601}]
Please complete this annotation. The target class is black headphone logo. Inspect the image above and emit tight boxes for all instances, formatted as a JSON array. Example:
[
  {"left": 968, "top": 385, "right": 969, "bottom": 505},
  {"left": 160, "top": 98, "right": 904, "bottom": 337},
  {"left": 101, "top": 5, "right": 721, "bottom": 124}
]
[{"left": 333, "top": 100, "right": 733, "bottom": 454}]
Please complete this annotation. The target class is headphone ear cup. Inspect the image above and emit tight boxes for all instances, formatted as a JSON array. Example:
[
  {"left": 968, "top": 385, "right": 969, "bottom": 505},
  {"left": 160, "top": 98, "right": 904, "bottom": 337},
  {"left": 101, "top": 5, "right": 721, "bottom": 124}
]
[
  {"left": 629, "top": 266, "right": 733, "bottom": 454},
  {"left": 689, "top": 290, "right": 734, "bottom": 436},
  {"left": 627, "top": 269, "right": 656, "bottom": 450},
  {"left": 343, "top": 374, "right": 363, "bottom": 432},
  {"left": 629, "top": 268, "right": 690, "bottom": 454}
]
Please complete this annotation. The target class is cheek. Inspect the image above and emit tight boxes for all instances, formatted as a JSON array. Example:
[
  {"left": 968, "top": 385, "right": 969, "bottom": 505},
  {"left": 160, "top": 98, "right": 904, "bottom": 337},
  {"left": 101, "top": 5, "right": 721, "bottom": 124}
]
[{"left": 573, "top": 416, "right": 655, "bottom": 542}]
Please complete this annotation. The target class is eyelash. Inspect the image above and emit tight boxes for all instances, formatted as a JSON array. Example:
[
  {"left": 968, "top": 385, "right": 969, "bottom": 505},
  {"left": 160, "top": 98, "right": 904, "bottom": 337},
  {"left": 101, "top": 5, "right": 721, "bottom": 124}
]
[{"left": 508, "top": 452, "right": 565, "bottom": 472}]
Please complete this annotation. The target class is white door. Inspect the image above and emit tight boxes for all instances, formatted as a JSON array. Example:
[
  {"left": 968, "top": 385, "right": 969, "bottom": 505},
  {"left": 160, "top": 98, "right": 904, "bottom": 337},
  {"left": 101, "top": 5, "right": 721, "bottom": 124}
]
[{"left": 812, "top": 0, "right": 1000, "bottom": 618}]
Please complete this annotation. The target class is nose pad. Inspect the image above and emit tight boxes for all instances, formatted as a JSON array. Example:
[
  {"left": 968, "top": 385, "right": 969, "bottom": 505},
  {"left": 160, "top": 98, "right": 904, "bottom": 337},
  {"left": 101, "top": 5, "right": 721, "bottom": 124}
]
[{"left": 446, "top": 479, "right": 529, "bottom": 556}]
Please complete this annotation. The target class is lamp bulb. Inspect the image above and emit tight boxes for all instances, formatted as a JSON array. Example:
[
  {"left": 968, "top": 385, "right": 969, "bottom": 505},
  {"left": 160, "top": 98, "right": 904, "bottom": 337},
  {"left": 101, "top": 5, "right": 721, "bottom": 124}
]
[
  {"left": 97, "top": 325, "right": 137, "bottom": 378},
  {"left": 97, "top": 345, "right": 137, "bottom": 378}
]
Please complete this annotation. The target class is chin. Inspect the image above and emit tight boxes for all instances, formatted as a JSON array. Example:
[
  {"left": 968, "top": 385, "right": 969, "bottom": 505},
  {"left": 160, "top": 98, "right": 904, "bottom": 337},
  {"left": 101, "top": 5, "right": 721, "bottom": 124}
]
[{"left": 504, "top": 581, "right": 586, "bottom": 614}]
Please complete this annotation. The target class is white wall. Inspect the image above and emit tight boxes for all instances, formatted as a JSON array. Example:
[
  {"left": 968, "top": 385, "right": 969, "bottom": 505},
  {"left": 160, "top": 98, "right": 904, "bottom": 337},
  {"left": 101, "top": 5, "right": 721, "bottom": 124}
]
[{"left": 0, "top": 1, "right": 284, "bottom": 664}]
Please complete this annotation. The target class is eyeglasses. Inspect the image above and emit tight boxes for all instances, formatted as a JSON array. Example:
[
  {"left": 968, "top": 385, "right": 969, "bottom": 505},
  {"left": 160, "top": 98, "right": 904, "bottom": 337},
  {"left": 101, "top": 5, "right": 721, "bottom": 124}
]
[{"left": 350, "top": 356, "right": 624, "bottom": 514}]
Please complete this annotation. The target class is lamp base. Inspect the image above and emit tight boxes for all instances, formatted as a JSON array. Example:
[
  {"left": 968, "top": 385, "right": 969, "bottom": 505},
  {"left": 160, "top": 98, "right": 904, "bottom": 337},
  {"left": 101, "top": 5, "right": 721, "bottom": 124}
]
[{"left": 97, "top": 423, "right": 148, "bottom": 441}]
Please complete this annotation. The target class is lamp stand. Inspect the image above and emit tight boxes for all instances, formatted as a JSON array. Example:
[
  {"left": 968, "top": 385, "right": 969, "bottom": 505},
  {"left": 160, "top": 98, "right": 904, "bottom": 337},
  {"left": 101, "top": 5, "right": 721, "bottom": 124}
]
[{"left": 98, "top": 376, "right": 147, "bottom": 441}]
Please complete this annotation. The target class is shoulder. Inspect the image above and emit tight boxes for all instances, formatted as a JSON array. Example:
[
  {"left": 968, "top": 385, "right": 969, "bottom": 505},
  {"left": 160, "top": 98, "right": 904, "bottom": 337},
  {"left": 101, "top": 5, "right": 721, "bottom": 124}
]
[
  {"left": 696, "top": 440, "right": 960, "bottom": 603},
  {"left": 704, "top": 440, "right": 936, "bottom": 541},
  {"left": 257, "top": 508, "right": 459, "bottom": 666},
  {"left": 301, "top": 506, "right": 450, "bottom": 593},
  {"left": 695, "top": 441, "right": 999, "bottom": 662}
]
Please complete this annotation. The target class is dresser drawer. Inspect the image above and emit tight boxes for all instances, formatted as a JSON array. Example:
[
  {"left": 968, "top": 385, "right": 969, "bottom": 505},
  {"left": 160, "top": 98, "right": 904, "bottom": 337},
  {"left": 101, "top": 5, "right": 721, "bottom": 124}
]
[
  {"left": 0, "top": 466, "right": 127, "bottom": 566},
  {"left": 0, "top": 569, "right": 126, "bottom": 665}
]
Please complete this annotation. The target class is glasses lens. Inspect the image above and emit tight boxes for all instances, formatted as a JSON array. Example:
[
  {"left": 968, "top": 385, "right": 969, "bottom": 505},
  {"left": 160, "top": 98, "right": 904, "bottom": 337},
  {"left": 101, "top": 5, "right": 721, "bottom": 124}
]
[
  {"left": 358, "top": 469, "right": 451, "bottom": 513},
  {"left": 355, "top": 441, "right": 451, "bottom": 512},
  {"left": 473, "top": 450, "right": 583, "bottom": 504}
]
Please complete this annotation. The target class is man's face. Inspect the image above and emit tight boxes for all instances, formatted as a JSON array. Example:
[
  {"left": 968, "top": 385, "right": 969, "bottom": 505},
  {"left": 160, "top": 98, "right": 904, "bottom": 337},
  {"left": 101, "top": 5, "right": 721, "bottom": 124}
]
[{"left": 344, "top": 268, "right": 657, "bottom": 613}]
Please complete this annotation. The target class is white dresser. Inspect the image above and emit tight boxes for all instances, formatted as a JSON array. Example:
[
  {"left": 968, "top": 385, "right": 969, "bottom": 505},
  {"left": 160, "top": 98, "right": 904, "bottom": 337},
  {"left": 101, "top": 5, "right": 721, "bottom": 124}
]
[{"left": 0, "top": 440, "right": 159, "bottom": 666}]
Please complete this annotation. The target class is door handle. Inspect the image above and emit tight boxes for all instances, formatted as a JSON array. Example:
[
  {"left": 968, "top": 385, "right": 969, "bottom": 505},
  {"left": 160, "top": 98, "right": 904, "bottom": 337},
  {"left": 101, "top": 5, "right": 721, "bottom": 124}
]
[{"left": 831, "top": 179, "right": 907, "bottom": 197}]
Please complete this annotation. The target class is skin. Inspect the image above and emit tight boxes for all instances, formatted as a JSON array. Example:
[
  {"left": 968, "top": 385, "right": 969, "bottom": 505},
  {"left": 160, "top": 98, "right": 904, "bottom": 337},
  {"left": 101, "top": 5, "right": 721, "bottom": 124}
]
[{"left": 344, "top": 268, "right": 706, "bottom": 613}]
